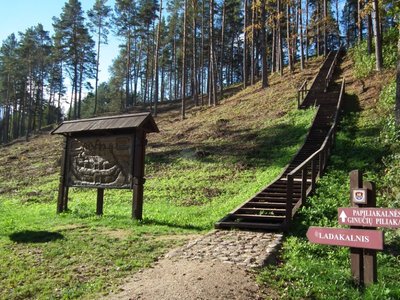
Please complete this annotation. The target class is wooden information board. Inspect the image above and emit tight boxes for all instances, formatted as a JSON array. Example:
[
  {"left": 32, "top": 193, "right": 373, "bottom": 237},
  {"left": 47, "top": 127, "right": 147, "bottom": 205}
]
[{"left": 52, "top": 113, "right": 158, "bottom": 219}]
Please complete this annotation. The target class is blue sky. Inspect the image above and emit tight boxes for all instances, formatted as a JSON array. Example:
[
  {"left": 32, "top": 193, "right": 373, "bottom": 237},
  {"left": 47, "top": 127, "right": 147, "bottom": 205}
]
[{"left": 0, "top": 0, "right": 118, "bottom": 83}]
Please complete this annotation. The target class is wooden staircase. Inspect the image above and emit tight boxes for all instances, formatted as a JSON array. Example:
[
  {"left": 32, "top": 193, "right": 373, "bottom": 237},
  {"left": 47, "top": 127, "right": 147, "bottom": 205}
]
[{"left": 215, "top": 50, "right": 345, "bottom": 231}]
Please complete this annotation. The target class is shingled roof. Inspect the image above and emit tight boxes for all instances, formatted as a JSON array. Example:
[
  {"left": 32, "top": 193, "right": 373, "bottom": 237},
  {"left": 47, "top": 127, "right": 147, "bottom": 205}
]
[{"left": 51, "top": 112, "right": 159, "bottom": 135}]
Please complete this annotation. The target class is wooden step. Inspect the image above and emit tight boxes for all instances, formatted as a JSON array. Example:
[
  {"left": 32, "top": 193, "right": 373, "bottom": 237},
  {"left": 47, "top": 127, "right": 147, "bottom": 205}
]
[
  {"left": 237, "top": 207, "right": 286, "bottom": 214},
  {"left": 245, "top": 201, "right": 289, "bottom": 208},
  {"left": 215, "top": 221, "right": 284, "bottom": 230},
  {"left": 231, "top": 213, "right": 286, "bottom": 221}
]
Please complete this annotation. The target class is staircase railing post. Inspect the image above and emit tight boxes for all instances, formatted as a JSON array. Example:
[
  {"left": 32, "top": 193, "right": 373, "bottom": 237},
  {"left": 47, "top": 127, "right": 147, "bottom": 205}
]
[
  {"left": 297, "top": 91, "right": 300, "bottom": 108},
  {"left": 319, "top": 151, "right": 324, "bottom": 177},
  {"left": 311, "top": 157, "right": 317, "bottom": 193},
  {"left": 301, "top": 168, "right": 307, "bottom": 205},
  {"left": 285, "top": 174, "right": 294, "bottom": 229}
]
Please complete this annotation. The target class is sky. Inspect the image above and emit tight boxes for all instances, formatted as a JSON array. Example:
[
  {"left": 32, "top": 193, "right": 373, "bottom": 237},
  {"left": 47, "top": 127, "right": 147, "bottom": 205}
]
[{"left": 0, "top": 0, "right": 118, "bottom": 84}]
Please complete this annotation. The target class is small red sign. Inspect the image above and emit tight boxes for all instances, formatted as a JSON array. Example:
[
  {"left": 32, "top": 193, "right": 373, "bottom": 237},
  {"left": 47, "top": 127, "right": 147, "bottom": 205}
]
[
  {"left": 307, "top": 226, "right": 383, "bottom": 250},
  {"left": 338, "top": 208, "right": 400, "bottom": 228}
]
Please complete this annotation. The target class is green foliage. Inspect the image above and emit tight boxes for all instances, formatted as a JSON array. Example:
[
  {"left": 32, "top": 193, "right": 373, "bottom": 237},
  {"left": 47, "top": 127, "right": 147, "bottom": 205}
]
[
  {"left": 377, "top": 80, "right": 400, "bottom": 209},
  {"left": 350, "top": 42, "right": 376, "bottom": 79},
  {"left": 258, "top": 81, "right": 400, "bottom": 299},
  {"left": 382, "top": 28, "right": 399, "bottom": 68},
  {"left": 350, "top": 29, "right": 399, "bottom": 79}
]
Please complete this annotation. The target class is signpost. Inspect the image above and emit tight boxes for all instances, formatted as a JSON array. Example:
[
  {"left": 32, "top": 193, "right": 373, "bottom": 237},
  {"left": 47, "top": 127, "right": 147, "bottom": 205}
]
[
  {"left": 306, "top": 227, "right": 383, "bottom": 250},
  {"left": 306, "top": 170, "right": 397, "bottom": 286},
  {"left": 338, "top": 207, "right": 400, "bottom": 228}
]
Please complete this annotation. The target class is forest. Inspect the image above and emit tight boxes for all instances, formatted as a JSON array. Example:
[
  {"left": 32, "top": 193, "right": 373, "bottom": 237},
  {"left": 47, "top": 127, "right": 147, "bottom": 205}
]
[{"left": 0, "top": 0, "right": 398, "bottom": 144}]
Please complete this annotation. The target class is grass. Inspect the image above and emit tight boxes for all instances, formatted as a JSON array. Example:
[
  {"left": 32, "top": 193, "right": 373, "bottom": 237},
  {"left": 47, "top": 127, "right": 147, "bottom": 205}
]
[
  {"left": 258, "top": 54, "right": 400, "bottom": 299},
  {"left": 0, "top": 59, "right": 323, "bottom": 299}
]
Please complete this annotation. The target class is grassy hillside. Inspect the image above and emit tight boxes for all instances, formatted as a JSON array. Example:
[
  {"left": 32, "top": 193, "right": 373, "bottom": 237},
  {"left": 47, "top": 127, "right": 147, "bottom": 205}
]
[
  {"left": 259, "top": 54, "right": 400, "bottom": 299},
  {"left": 0, "top": 58, "right": 323, "bottom": 299}
]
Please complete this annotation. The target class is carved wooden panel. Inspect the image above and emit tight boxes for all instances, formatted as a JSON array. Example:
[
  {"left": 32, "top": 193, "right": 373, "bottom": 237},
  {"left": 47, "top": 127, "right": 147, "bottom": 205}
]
[{"left": 67, "top": 135, "right": 133, "bottom": 188}]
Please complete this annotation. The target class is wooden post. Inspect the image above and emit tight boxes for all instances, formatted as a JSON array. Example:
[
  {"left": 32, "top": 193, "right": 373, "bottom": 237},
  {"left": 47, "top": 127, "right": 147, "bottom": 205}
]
[
  {"left": 311, "top": 158, "right": 317, "bottom": 193},
  {"left": 285, "top": 174, "right": 294, "bottom": 229},
  {"left": 132, "top": 130, "right": 146, "bottom": 220},
  {"left": 297, "top": 91, "right": 300, "bottom": 108},
  {"left": 363, "top": 181, "right": 377, "bottom": 284},
  {"left": 349, "top": 170, "right": 364, "bottom": 285},
  {"left": 319, "top": 152, "right": 324, "bottom": 177},
  {"left": 301, "top": 168, "right": 307, "bottom": 205},
  {"left": 63, "top": 187, "right": 69, "bottom": 212},
  {"left": 96, "top": 188, "right": 104, "bottom": 215},
  {"left": 57, "top": 136, "right": 69, "bottom": 213}
]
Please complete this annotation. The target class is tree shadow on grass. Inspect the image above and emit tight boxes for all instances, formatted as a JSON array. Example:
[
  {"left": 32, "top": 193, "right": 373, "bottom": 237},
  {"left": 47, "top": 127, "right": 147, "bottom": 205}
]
[
  {"left": 147, "top": 120, "right": 312, "bottom": 171},
  {"left": 9, "top": 231, "right": 64, "bottom": 243},
  {"left": 140, "top": 218, "right": 206, "bottom": 231}
]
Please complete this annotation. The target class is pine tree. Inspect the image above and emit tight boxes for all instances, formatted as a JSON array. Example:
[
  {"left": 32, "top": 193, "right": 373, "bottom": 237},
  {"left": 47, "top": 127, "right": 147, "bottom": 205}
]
[
  {"left": 88, "top": 0, "right": 112, "bottom": 115},
  {"left": 53, "top": 0, "right": 95, "bottom": 119},
  {"left": 113, "top": 0, "right": 138, "bottom": 108}
]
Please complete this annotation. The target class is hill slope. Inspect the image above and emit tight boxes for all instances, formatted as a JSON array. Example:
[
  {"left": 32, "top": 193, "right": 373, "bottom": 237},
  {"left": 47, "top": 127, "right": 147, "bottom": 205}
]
[{"left": 0, "top": 58, "right": 324, "bottom": 299}]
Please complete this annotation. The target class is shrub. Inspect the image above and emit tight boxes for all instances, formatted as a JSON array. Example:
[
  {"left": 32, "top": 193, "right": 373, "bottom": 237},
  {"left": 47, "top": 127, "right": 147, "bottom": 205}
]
[{"left": 350, "top": 42, "right": 375, "bottom": 79}]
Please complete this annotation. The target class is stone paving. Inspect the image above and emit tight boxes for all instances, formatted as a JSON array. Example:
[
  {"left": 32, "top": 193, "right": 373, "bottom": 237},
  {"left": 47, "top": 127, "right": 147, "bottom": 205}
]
[{"left": 165, "top": 230, "right": 284, "bottom": 268}]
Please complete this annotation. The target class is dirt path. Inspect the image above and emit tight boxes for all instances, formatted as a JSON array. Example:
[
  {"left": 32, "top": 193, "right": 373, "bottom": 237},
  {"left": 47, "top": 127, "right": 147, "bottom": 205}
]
[
  {"left": 104, "top": 230, "right": 282, "bottom": 300},
  {"left": 106, "top": 259, "right": 265, "bottom": 300}
]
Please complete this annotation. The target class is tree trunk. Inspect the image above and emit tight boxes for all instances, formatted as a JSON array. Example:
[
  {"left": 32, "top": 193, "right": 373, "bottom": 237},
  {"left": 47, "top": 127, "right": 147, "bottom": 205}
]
[
  {"left": 193, "top": 0, "right": 199, "bottom": 106},
  {"left": 261, "top": 0, "right": 268, "bottom": 87},
  {"left": 305, "top": 0, "right": 309, "bottom": 61},
  {"left": 293, "top": 4, "right": 298, "bottom": 66},
  {"left": 287, "top": 3, "right": 293, "bottom": 72},
  {"left": 181, "top": 0, "right": 188, "bottom": 119},
  {"left": 299, "top": 0, "right": 304, "bottom": 70},
  {"left": 357, "top": 0, "right": 362, "bottom": 44},
  {"left": 209, "top": 0, "right": 217, "bottom": 105},
  {"left": 251, "top": 0, "right": 255, "bottom": 85},
  {"left": 161, "top": 66, "right": 165, "bottom": 103},
  {"left": 367, "top": 12, "right": 373, "bottom": 55},
  {"left": 94, "top": 24, "right": 101, "bottom": 115},
  {"left": 277, "top": 0, "right": 283, "bottom": 76},
  {"left": 373, "top": 0, "right": 382, "bottom": 71},
  {"left": 134, "top": 41, "right": 142, "bottom": 106},
  {"left": 125, "top": 32, "right": 131, "bottom": 108},
  {"left": 272, "top": 21, "right": 276, "bottom": 73},
  {"left": 200, "top": 0, "right": 205, "bottom": 105},
  {"left": 243, "top": 0, "right": 248, "bottom": 88},
  {"left": 336, "top": 0, "right": 340, "bottom": 46},
  {"left": 153, "top": 0, "right": 163, "bottom": 117},
  {"left": 220, "top": 1, "right": 226, "bottom": 98}
]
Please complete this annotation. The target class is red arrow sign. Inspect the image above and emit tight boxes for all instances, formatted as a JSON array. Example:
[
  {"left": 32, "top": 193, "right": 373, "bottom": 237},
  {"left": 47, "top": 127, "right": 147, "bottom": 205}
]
[
  {"left": 338, "top": 208, "right": 400, "bottom": 228},
  {"left": 307, "top": 227, "right": 384, "bottom": 250}
]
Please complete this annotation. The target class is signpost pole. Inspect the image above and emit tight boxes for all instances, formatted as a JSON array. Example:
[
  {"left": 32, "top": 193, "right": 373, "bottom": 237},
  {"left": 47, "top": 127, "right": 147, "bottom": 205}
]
[
  {"left": 349, "top": 170, "right": 364, "bottom": 285},
  {"left": 57, "top": 136, "right": 69, "bottom": 213},
  {"left": 132, "top": 130, "right": 146, "bottom": 220},
  {"left": 349, "top": 170, "right": 378, "bottom": 285},
  {"left": 96, "top": 188, "right": 104, "bottom": 215},
  {"left": 363, "top": 181, "right": 377, "bottom": 284}
]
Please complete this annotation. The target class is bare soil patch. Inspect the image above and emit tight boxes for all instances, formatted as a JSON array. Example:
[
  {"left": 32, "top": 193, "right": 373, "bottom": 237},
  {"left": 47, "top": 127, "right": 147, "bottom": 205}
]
[{"left": 104, "top": 259, "right": 266, "bottom": 300}]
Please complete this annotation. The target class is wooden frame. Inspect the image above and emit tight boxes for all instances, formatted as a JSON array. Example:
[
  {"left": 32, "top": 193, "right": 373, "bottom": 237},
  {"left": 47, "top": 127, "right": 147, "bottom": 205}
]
[{"left": 52, "top": 113, "right": 158, "bottom": 220}]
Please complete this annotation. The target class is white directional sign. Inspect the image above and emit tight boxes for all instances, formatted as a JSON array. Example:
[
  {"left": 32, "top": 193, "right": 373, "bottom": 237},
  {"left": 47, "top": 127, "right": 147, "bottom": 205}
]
[{"left": 338, "top": 208, "right": 400, "bottom": 228}]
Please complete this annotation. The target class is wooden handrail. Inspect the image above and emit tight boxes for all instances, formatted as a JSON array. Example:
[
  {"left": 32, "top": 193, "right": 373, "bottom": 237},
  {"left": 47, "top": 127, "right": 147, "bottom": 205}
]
[
  {"left": 297, "top": 51, "right": 332, "bottom": 109},
  {"left": 289, "top": 77, "right": 345, "bottom": 176},
  {"left": 325, "top": 47, "right": 341, "bottom": 92},
  {"left": 285, "top": 77, "right": 345, "bottom": 220},
  {"left": 297, "top": 80, "right": 308, "bottom": 108}
]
